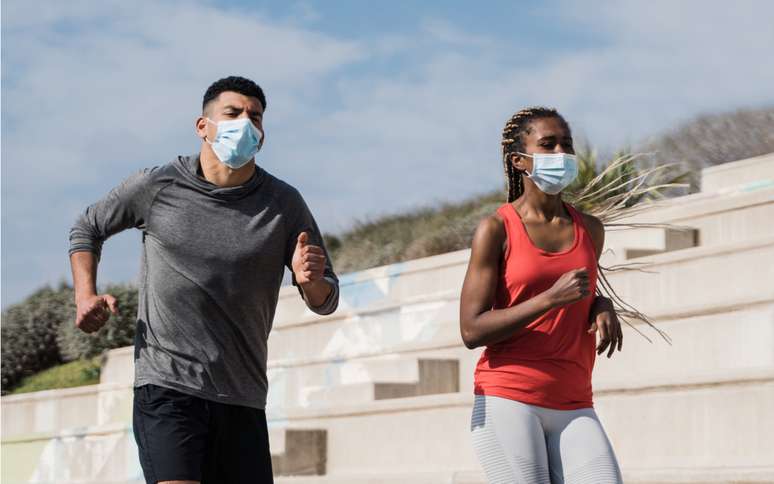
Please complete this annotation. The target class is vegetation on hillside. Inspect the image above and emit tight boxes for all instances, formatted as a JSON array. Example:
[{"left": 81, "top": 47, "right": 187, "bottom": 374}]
[{"left": 641, "top": 106, "right": 774, "bottom": 190}]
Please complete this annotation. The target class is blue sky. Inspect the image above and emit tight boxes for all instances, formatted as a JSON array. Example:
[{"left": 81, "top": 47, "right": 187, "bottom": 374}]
[{"left": 2, "top": 0, "right": 774, "bottom": 307}]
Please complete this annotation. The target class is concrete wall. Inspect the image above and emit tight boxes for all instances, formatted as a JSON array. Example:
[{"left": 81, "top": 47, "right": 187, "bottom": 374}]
[{"left": 2, "top": 153, "right": 773, "bottom": 484}]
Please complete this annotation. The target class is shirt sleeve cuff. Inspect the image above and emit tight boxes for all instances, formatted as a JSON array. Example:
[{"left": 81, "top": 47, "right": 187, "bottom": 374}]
[{"left": 297, "top": 276, "right": 339, "bottom": 315}]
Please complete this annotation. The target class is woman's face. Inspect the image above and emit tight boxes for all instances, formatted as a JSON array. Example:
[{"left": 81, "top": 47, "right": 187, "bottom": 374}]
[{"left": 512, "top": 117, "right": 574, "bottom": 173}]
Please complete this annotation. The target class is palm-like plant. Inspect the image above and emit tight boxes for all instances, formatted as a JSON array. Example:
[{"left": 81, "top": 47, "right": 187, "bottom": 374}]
[
  {"left": 566, "top": 148, "right": 689, "bottom": 343},
  {"left": 566, "top": 147, "right": 688, "bottom": 214}
]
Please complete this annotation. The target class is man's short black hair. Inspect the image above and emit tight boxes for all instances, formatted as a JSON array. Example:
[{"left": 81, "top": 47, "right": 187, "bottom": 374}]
[{"left": 202, "top": 76, "right": 266, "bottom": 112}]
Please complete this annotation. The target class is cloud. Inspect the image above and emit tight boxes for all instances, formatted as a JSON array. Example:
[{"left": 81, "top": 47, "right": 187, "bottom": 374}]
[
  {"left": 1, "top": 0, "right": 365, "bottom": 305},
  {"left": 3, "top": 0, "right": 774, "bottom": 306},
  {"left": 549, "top": 0, "right": 774, "bottom": 143}
]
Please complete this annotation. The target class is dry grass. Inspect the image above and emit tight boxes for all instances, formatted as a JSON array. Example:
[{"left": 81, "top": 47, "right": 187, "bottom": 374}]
[
  {"left": 641, "top": 105, "right": 774, "bottom": 190},
  {"left": 325, "top": 191, "right": 504, "bottom": 274},
  {"left": 325, "top": 151, "right": 687, "bottom": 343}
]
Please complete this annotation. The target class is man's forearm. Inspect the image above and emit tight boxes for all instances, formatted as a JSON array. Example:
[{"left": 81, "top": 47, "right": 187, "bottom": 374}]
[
  {"left": 299, "top": 278, "right": 333, "bottom": 308},
  {"left": 70, "top": 251, "right": 99, "bottom": 301}
]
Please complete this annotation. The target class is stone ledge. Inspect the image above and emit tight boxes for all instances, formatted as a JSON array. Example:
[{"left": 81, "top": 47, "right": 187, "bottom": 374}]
[{"left": 270, "top": 372, "right": 774, "bottom": 422}]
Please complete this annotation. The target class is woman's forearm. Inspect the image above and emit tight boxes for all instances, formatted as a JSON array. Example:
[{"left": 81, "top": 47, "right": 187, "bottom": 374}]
[{"left": 461, "top": 292, "right": 556, "bottom": 349}]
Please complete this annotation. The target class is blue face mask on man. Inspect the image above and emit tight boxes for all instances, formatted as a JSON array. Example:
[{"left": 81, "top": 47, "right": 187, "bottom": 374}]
[
  {"left": 518, "top": 152, "right": 578, "bottom": 195},
  {"left": 206, "top": 117, "right": 264, "bottom": 169}
]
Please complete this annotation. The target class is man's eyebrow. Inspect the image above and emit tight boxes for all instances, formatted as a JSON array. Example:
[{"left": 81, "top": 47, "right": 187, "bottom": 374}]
[{"left": 221, "top": 105, "right": 243, "bottom": 112}]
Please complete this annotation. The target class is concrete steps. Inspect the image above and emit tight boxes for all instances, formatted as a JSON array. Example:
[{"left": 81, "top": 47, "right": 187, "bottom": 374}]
[
  {"left": 266, "top": 374, "right": 774, "bottom": 479},
  {"left": 701, "top": 153, "right": 774, "bottom": 192},
  {"left": 603, "top": 226, "right": 697, "bottom": 262},
  {"left": 6, "top": 296, "right": 770, "bottom": 481},
  {"left": 0, "top": 423, "right": 330, "bottom": 482},
  {"left": 272, "top": 169, "right": 774, "bottom": 328},
  {"left": 609, "top": 180, "right": 774, "bottom": 251},
  {"left": 271, "top": 235, "right": 774, "bottom": 368},
  {"left": 275, "top": 466, "right": 774, "bottom": 484},
  {"left": 593, "top": 301, "right": 774, "bottom": 386},
  {"left": 264, "top": 236, "right": 774, "bottom": 413},
  {"left": 270, "top": 428, "right": 328, "bottom": 476},
  {"left": 601, "top": 235, "right": 774, "bottom": 318},
  {"left": 273, "top": 252, "right": 469, "bottom": 327},
  {"left": 0, "top": 383, "right": 134, "bottom": 437},
  {"left": 3, "top": 154, "right": 773, "bottom": 483},
  {"left": 12, "top": 296, "right": 771, "bottom": 436},
  {"left": 275, "top": 471, "right": 485, "bottom": 484},
  {"left": 0, "top": 424, "right": 140, "bottom": 484},
  {"left": 97, "top": 287, "right": 774, "bottom": 407},
  {"left": 267, "top": 355, "right": 462, "bottom": 418},
  {"left": 302, "top": 359, "right": 459, "bottom": 408}
]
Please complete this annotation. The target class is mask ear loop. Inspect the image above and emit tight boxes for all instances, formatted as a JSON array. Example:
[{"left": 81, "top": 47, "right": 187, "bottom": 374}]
[
  {"left": 203, "top": 118, "right": 218, "bottom": 145},
  {"left": 249, "top": 122, "right": 265, "bottom": 151},
  {"left": 516, "top": 152, "right": 534, "bottom": 177}
]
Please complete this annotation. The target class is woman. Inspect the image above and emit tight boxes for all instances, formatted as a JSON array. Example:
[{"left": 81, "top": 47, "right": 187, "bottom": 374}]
[{"left": 460, "top": 107, "right": 624, "bottom": 483}]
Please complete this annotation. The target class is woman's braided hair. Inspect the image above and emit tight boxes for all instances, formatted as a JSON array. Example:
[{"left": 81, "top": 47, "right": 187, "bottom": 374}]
[{"left": 501, "top": 107, "right": 571, "bottom": 202}]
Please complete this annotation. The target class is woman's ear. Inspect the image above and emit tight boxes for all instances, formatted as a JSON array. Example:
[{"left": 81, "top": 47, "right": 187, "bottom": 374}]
[{"left": 511, "top": 153, "right": 528, "bottom": 173}]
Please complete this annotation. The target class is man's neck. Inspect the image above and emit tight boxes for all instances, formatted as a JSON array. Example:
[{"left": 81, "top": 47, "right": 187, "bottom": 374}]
[{"left": 199, "top": 146, "right": 256, "bottom": 187}]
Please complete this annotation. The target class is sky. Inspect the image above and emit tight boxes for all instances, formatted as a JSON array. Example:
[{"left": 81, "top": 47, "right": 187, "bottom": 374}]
[{"left": 2, "top": 0, "right": 774, "bottom": 307}]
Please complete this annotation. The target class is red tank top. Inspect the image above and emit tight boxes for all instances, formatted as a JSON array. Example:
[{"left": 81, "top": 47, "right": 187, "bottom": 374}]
[{"left": 473, "top": 202, "right": 598, "bottom": 410}]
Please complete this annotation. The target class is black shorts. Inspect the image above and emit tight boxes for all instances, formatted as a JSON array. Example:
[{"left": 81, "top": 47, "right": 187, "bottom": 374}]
[{"left": 132, "top": 384, "right": 274, "bottom": 484}]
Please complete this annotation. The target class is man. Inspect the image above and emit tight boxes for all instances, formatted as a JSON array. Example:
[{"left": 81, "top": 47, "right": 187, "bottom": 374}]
[{"left": 69, "top": 76, "right": 339, "bottom": 484}]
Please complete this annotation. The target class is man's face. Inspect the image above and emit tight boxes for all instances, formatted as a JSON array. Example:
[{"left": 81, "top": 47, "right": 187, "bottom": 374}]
[{"left": 197, "top": 91, "right": 265, "bottom": 143}]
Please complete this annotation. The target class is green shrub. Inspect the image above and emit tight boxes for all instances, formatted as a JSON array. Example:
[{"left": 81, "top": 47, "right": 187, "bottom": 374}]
[
  {"left": 1, "top": 282, "right": 139, "bottom": 394},
  {"left": 57, "top": 283, "right": 138, "bottom": 361},
  {"left": 1, "top": 284, "right": 72, "bottom": 393},
  {"left": 10, "top": 357, "right": 102, "bottom": 394}
]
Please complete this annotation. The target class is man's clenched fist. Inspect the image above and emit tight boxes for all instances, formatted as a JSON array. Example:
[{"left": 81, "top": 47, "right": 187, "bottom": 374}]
[
  {"left": 76, "top": 294, "right": 118, "bottom": 334},
  {"left": 291, "top": 232, "right": 326, "bottom": 285}
]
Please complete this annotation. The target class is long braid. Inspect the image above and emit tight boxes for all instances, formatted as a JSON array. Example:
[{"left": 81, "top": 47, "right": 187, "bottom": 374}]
[{"left": 501, "top": 106, "right": 570, "bottom": 202}]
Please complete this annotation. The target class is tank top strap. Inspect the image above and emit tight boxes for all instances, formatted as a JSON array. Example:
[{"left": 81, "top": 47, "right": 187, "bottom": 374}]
[
  {"left": 562, "top": 203, "right": 585, "bottom": 234},
  {"left": 496, "top": 203, "right": 525, "bottom": 261},
  {"left": 563, "top": 203, "right": 597, "bottom": 257}
]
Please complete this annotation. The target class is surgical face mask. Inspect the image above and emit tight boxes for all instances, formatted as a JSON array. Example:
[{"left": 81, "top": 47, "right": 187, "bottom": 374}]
[
  {"left": 205, "top": 117, "right": 263, "bottom": 169},
  {"left": 518, "top": 152, "right": 578, "bottom": 195}
]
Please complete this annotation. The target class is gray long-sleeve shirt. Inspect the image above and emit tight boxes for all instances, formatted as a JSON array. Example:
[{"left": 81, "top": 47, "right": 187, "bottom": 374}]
[{"left": 69, "top": 154, "right": 339, "bottom": 409}]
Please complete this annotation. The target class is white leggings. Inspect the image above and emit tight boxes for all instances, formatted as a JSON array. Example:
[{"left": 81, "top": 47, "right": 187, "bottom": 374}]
[{"left": 471, "top": 395, "right": 623, "bottom": 484}]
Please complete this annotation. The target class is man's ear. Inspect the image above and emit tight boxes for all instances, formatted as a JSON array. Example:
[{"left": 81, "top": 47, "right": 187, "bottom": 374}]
[{"left": 195, "top": 116, "right": 208, "bottom": 140}]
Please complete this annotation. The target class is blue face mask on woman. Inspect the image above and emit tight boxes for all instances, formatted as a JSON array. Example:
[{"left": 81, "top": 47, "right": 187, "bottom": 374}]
[
  {"left": 206, "top": 117, "right": 264, "bottom": 169},
  {"left": 518, "top": 152, "right": 578, "bottom": 195}
]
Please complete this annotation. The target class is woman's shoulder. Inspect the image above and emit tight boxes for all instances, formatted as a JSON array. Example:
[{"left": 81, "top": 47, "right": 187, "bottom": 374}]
[
  {"left": 568, "top": 205, "right": 605, "bottom": 254},
  {"left": 472, "top": 207, "right": 509, "bottom": 251}
]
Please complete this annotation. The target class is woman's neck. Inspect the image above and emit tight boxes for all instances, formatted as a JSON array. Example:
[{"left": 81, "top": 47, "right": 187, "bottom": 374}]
[{"left": 513, "top": 183, "right": 566, "bottom": 221}]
